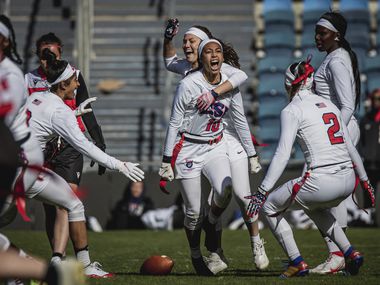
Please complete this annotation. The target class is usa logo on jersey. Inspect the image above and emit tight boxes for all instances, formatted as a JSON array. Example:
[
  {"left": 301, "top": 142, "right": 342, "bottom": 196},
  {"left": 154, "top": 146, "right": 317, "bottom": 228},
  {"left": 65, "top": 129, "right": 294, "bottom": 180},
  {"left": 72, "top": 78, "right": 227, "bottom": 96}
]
[{"left": 202, "top": 102, "right": 229, "bottom": 119}]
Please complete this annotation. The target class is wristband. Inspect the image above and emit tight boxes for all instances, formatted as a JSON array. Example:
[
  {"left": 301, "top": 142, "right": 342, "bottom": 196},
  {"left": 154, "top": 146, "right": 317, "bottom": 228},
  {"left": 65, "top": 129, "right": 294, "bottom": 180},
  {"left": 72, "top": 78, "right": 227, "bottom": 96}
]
[
  {"left": 162, "top": 155, "right": 172, "bottom": 163},
  {"left": 211, "top": 89, "right": 219, "bottom": 99}
]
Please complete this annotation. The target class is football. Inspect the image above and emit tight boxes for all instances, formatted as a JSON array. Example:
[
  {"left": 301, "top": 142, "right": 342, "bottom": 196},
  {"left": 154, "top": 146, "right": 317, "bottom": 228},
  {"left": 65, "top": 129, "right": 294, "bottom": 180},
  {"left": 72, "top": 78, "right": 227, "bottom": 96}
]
[{"left": 140, "top": 255, "right": 174, "bottom": 275}]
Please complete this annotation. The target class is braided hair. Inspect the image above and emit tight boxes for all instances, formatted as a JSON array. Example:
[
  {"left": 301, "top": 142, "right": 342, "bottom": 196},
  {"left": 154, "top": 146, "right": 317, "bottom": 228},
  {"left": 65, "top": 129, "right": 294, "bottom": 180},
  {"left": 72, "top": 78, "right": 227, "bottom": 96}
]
[
  {"left": 0, "top": 15, "right": 22, "bottom": 64},
  {"left": 320, "top": 12, "right": 361, "bottom": 109}
]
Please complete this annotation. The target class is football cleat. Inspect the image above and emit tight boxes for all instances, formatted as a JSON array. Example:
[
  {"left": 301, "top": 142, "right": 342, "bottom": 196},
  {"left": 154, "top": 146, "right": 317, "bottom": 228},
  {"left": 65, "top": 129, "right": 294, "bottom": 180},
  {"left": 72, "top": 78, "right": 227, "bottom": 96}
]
[
  {"left": 253, "top": 238, "right": 269, "bottom": 270},
  {"left": 203, "top": 252, "right": 228, "bottom": 275},
  {"left": 216, "top": 248, "right": 229, "bottom": 265},
  {"left": 345, "top": 250, "right": 363, "bottom": 276},
  {"left": 310, "top": 253, "right": 345, "bottom": 274},
  {"left": 280, "top": 261, "right": 309, "bottom": 278},
  {"left": 191, "top": 256, "right": 214, "bottom": 276},
  {"left": 84, "top": 261, "right": 114, "bottom": 278}
]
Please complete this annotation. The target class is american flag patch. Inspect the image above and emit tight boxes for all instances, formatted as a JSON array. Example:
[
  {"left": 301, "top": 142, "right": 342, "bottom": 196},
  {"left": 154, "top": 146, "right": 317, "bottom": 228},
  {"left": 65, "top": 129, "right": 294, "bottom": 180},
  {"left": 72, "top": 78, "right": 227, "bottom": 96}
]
[
  {"left": 32, "top": 99, "right": 42, "bottom": 105},
  {"left": 315, "top": 102, "right": 327, "bottom": 108}
]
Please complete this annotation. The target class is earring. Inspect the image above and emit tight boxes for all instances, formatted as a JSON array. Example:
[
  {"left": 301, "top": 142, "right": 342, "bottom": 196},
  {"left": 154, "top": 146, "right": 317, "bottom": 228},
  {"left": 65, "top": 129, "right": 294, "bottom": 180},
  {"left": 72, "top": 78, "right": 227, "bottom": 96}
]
[{"left": 334, "top": 36, "right": 339, "bottom": 41}]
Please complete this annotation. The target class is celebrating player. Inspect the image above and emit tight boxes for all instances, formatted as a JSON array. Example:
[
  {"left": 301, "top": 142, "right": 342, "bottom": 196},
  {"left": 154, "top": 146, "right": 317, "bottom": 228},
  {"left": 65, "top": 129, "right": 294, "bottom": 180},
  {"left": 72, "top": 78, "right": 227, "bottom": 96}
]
[
  {"left": 245, "top": 59, "right": 374, "bottom": 278},
  {"left": 308, "top": 11, "right": 363, "bottom": 274},
  {"left": 25, "top": 32, "right": 106, "bottom": 259},
  {"left": 163, "top": 18, "right": 268, "bottom": 270}
]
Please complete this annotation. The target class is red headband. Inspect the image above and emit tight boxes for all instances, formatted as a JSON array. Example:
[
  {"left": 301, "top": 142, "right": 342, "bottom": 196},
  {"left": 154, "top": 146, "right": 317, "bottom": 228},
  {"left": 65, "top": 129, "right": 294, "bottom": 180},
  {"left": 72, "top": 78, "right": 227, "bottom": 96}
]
[{"left": 291, "top": 55, "right": 314, "bottom": 86}]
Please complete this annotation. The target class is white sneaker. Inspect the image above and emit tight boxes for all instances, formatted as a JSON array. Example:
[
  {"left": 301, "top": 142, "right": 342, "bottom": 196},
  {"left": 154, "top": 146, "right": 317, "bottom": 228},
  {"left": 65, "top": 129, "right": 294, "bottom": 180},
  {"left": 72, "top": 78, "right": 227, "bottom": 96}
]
[
  {"left": 6, "top": 279, "right": 24, "bottom": 285},
  {"left": 84, "top": 261, "right": 114, "bottom": 278},
  {"left": 203, "top": 252, "right": 228, "bottom": 275},
  {"left": 310, "top": 253, "right": 345, "bottom": 274},
  {"left": 253, "top": 238, "right": 269, "bottom": 270},
  {"left": 216, "top": 248, "right": 229, "bottom": 265}
]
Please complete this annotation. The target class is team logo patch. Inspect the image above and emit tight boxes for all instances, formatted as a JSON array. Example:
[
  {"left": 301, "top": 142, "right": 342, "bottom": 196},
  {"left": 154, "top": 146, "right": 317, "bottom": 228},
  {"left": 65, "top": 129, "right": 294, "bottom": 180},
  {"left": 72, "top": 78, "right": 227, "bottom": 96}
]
[
  {"left": 33, "top": 79, "right": 38, "bottom": 85},
  {"left": 185, "top": 160, "right": 193, "bottom": 168}
]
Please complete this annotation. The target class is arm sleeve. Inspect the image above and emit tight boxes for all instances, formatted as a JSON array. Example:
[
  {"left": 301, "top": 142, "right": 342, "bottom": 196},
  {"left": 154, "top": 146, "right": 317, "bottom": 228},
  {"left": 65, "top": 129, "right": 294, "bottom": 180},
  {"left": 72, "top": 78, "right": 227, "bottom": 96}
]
[
  {"left": 260, "top": 108, "right": 300, "bottom": 191},
  {"left": 341, "top": 120, "right": 368, "bottom": 180},
  {"left": 75, "top": 73, "right": 106, "bottom": 148},
  {"left": 329, "top": 60, "right": 355, "bottom": 125},
  {"left": 164, "top": 55, "right": 189, "bottom": 76},
  {"left": 163, "top": 81, "right": 189, "bottom": 156},
  {"left": 221, "top": 63, "right": 248, "bottom": 89},
  {"left": 229, "top": 90, "right": 256, "bottom": 156},
  {"left": 51, "top": 107, "right": 121, "bottom": 171}
]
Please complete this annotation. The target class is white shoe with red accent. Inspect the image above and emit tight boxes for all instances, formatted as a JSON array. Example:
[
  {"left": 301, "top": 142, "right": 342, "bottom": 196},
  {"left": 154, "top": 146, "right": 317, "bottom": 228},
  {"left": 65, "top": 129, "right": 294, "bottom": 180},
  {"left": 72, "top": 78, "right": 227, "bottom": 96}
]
[
  {"left": 310, "top": 253, "right": 345, "bottom": 274},
  {"left": 84, "top": 261, "right": 114, "bottom": 278}
]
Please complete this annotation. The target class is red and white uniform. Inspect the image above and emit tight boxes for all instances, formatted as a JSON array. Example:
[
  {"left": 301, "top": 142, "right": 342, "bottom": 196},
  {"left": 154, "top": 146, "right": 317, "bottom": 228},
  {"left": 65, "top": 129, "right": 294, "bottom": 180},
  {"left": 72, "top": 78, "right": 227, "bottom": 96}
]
[
  {"left": 25, "top": 67, "right": 86, "bottom": 132},
  {"left": 314, "top": 47, "right": 359, "bottom": 145},
  {"left": 261, "top": 89, "right": 368, "bottom": 261},
  {"left": 165, "top": 55, "right": 256, "bottom": 221}
]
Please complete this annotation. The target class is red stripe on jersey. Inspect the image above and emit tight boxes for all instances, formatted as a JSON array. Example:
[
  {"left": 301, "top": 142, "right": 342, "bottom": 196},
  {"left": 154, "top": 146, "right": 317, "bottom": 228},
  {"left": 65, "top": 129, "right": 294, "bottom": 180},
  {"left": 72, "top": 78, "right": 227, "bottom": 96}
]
[
  {"left": 37, "top": 66, "right": 47, "bottom": 80},
  {"left": 28, "top": 87, "right": 48, "bottom": 95},
  {"left": 0, "top": 102, "right": 13, "bottom": 117}
]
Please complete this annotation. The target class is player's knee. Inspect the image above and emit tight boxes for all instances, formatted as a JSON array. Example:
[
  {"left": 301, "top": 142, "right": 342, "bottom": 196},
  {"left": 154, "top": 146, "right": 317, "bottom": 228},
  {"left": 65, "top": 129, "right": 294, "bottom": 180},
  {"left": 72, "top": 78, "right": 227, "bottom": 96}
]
[
  {"left": 184, "top": 211, "right": 203, "bottom": 230},
  {"left": 68, "top": 200, "right": 85, "bottom": 222},
  {"left": 213, "top": 185, "right": 232, "bottom": 209},
  {"left": 0, "top": 233, "right": 10, "bottom": 251}
]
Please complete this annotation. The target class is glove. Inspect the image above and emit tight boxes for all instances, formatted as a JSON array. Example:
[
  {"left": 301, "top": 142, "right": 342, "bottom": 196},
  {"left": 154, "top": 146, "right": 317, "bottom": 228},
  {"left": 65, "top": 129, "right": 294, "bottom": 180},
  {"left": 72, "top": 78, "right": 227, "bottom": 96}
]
[
  {"left": 249, "top": 155, "right": 262, "bottom": 174},
  {"left": 74, "top": 97, "right": 97, "bottom": 117},
  {"left": 360, "top": 180, "right": 375, "bottom": 207},
  {"left": 164, "top": 18, "right": 179, "bottom": 40},
  {"left": 119, "top": 162, "right": 145, "bottom": 182},
  {"left": 158, "top": 162, "right": 174, "bottom": 181},
  {"left": 244, "top": 187, "right": 268, "bottom": 219},
  {"left": 197, "top": 90, "right": 218, "bottom": 111}
]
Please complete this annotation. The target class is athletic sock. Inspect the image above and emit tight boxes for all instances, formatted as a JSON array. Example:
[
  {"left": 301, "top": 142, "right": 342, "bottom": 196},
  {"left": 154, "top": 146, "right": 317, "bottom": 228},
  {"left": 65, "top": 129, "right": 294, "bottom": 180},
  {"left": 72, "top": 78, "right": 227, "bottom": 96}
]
[
  {"left": 75, "top": 245, "right": 91, "bottom": 267},
  {"left": 344, "top": 246, "right": 354, "bottom": 258},
  {"left": 324, "top": 236, "right": 342, "bottom": 254},
  {"left": 190, "top": 247, "right": 201, "bottom": 259},
  {"left": 291, "top": 256, "right": 304, "bottom": 266},
  {"left": 51, "top": 252, "right": 63, "bottom": 264},
  {"left": 250, "top": 234, "right": 261, "bottom": 251}
]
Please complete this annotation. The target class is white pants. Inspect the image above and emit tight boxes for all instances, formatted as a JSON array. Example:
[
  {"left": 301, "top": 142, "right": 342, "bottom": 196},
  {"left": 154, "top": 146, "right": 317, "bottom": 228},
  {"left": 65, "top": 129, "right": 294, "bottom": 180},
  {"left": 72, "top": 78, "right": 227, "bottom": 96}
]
[
  {"left": 177, "top": 140, "right": 233, "bottom": 230},
  {"left": 263, "top": 167, "right": 355, "bottom": 260},
  {"left": 14, "top": 135, "right": 85, "bottom": 222}
]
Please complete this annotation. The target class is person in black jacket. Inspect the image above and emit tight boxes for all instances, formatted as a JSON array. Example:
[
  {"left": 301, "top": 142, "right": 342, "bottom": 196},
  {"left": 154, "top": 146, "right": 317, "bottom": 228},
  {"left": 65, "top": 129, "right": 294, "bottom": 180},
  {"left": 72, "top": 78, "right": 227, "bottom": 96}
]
[{"left": 107, "top": 181, "right": 154, "bottom": 230}]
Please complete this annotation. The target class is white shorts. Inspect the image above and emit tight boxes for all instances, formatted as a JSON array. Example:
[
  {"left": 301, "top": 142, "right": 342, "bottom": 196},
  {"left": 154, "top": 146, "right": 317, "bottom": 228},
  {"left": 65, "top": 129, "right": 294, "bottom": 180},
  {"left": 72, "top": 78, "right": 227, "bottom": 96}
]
[
  {"left": 175, "top": 138, "right": 228, "bottom": 179},
  {"left": 264, "top": 165, "right": 356, "bottom": 215}
]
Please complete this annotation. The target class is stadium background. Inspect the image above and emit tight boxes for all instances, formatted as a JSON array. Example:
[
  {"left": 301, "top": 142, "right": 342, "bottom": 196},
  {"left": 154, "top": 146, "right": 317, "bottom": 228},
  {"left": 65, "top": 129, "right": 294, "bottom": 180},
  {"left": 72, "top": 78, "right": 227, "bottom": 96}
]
[{"left": 2, "top": 0, "right": 379, "bottom": 229}]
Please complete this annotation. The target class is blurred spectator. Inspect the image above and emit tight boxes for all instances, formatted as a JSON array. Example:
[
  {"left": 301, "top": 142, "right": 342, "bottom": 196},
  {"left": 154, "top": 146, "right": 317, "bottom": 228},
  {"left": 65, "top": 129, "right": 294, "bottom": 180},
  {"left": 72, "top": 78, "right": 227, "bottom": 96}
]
[
  {"left": 106, "top": 181, "right": 154, "bottom": 230},
  {"left": 359, "top": 89, "right": 380, "bottom": 210}
]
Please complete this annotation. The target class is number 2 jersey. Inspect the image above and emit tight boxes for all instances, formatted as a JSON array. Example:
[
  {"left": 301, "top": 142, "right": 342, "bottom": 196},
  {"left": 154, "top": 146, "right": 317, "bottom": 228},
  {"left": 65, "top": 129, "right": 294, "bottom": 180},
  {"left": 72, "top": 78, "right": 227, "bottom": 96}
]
[{"left": 260, "top": 89, "right": 367, "bottom": 191}]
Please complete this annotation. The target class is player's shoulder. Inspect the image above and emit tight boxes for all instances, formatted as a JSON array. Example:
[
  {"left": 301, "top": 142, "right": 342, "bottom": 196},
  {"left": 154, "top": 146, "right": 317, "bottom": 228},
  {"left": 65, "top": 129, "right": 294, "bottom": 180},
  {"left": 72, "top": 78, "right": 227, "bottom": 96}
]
[{"left": 0, "top": 58, "right": 24, "bottom": 80}]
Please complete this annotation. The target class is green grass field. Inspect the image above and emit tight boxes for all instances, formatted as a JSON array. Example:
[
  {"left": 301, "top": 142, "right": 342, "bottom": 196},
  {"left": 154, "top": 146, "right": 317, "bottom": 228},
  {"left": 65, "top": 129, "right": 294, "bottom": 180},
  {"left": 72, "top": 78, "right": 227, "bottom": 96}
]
[{"left": 3, "top": 228, "right": 380, "bottom": 285}]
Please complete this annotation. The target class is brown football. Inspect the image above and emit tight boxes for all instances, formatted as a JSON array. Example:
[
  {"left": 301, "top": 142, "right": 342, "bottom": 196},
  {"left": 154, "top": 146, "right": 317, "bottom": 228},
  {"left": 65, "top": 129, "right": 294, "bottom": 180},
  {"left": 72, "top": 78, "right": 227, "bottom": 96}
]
[{"left": 140, "top": 255, "right": 174, "bottom": 275}]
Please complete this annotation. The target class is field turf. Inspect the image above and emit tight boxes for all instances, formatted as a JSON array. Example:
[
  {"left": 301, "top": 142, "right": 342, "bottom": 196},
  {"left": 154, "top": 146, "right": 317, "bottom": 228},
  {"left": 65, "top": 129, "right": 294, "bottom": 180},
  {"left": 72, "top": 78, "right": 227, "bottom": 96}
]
[{"left": 3, "top": 228, "right": 380, "bottom": 285}]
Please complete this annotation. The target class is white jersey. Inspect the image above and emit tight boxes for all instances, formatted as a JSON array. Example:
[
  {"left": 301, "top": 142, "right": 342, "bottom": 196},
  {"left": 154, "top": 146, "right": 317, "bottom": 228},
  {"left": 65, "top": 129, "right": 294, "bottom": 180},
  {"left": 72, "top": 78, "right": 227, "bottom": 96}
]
[
  {"left": 163, "top": 70, "right": 256, "bottom": 157},
  {"left": 26, "top": 91, "right": 122, "bottom": 171},
  {"left": 314, "top": 48, "right": 356, "bottom": 126},
  {"left": 261, "top": 89, "right": 367, "bottom": 191},
  {"left": 164, "top": 56, "right": 255, "bottom": 156},
  {"left": 0, "top": 57, "right": 29, "bottom": 141},
  {"left": 24, "top": 66, "right": 50, "bottom": 95}
]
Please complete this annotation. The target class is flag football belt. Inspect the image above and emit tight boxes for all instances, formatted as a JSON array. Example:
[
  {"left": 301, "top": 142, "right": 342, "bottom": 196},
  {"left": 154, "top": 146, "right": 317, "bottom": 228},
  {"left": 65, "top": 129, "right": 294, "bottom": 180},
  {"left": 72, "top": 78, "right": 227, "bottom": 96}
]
[{"left": 183, "top": 133, "right": 223, "bottom": 145}]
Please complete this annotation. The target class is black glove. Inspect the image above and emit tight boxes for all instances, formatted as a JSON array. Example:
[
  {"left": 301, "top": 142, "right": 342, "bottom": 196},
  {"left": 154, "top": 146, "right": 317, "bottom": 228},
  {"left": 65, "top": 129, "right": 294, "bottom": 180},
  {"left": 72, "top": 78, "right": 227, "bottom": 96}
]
[{"left": 164, "top": 18, "right": 179, "bottom": 40}]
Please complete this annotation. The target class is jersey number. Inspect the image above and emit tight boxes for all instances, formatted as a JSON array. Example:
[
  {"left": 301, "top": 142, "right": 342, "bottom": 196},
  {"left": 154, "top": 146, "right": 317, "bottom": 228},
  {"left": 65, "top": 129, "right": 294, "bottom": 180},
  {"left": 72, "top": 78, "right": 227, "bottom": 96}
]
[
  {"left": 205, "top": 119, "right": 221, "bottom": 132},
  {"left": 322, "top": 112, "right": 344, "bottom": 145}
]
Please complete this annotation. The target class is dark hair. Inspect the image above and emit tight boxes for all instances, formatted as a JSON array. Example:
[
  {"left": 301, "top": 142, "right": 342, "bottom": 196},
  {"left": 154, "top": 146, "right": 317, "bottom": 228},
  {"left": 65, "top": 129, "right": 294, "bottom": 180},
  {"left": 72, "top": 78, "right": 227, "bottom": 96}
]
[
  {"left": 193, "top": 25, "right": 241, "bottom": 69},
  {"left": 288, "top": 61, "right": 313, "bottom": 97},
  {"left": 0, "top": 15, "right": 22, "bottom": 64},
  {"left": 35, "top": 32, "right": 63, "bottom": 57},
  {"left": 42, "top": 49, "right": 71, "bottom": 92},
  {"left": 320, "top": 11, "right": 361, "bottom": 109}
]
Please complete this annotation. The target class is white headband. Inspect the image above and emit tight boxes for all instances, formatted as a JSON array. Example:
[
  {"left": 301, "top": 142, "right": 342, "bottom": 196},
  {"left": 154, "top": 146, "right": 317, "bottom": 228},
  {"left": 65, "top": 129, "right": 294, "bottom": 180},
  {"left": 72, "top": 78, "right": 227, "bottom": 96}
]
[
  {"left": 185, "top": 27, "right": 209, "bottom": 41},
  {"left": 198, "top": 38, "right": 223, "bottom": 60},
  {"left": 316, "top": 18, "right": 338, "bottom": 33},
  {"left": 0, "top": 22, "right": 9, "bottom": 39},
  {"left": 50, "top": 63, "right": 76, "bottom": 85}
]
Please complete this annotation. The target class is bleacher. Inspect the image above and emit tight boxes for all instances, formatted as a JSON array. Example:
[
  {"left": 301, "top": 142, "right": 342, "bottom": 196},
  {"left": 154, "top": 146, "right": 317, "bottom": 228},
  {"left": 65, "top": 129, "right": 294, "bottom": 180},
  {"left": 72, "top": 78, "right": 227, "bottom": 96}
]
[{"left": 5, "top": 0, "right": 380, "bottom": 170}]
